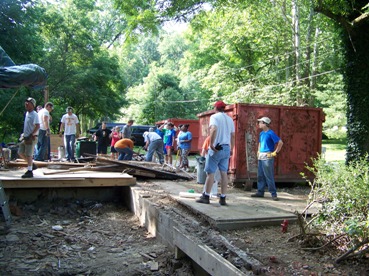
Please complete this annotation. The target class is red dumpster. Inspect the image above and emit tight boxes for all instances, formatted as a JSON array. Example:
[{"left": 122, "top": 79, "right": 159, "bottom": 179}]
[
  {"left": 155, "top": 118, "right": 200, "bottom": 154},
  {"left": 197, "top": 103, "right": 325, "bottom": 184}
]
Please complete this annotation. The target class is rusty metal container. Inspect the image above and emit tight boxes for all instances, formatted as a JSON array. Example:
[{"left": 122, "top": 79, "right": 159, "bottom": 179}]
[
  {"left": 197, "top": 103, "right": 325, "bottom": 184},
  {"left": 155, "top": 118, "right": 200, "bottom": 153}
]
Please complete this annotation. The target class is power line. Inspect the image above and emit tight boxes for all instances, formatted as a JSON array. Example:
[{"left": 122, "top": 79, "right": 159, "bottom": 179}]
[
  {"left": 227, "top": 37, "right": 334, "bottom": 73},
  {"left": 159, "top": 68, "right": 339, "bottom": 104},
  {"left": 244, "top": 68, "right": 340, "bottom": 93}
]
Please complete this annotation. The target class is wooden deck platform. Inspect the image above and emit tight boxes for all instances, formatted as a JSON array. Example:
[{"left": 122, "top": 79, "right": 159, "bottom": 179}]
[{"left": 0, "top": 168, "right": 136, "bottom": 188}]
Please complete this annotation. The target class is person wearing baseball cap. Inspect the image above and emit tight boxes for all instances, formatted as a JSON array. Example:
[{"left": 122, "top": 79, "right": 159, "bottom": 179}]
[
  {"left": 251, "top": 116, "right": 283, "bottom": 200},
  {"left": 197, "top": 100, "right": 235, "bottom": 206},
  {"left": 18, "top": 97, "right": 40, "bottom": 178}
]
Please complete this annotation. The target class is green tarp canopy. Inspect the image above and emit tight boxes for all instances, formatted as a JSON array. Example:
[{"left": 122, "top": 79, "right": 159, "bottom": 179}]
[{"left": 0, "top": 46, "right": 47, "bottom": 89}]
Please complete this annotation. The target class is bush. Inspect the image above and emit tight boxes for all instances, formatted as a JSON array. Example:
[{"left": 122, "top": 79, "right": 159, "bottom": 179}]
[{"left": 303, "top": 157, "right": 369, "bottom": 247}]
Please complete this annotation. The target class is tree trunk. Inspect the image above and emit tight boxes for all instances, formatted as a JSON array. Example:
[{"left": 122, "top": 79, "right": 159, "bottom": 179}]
[
  {"left": 292, "top": 0, "right": 300, "bottom": 84},
  {"left": 344, "top": 21, "right": 369, "bottom": 162},
  {"left": 310, "top": 27, "right": 320, "bottom": 91}
]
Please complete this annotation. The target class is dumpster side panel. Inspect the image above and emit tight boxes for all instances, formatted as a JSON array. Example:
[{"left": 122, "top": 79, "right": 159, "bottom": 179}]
[
  {"left": 232, "top": 104, "right": 282, "bottom": 181},
  {"left": 278, "top": 107, "right": 323, "bottom": 178}
]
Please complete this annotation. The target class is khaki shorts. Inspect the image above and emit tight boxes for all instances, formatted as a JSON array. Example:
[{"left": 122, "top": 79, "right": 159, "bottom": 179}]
[{"left": 18, "top": 139, "right": 37, "bottom": 157}]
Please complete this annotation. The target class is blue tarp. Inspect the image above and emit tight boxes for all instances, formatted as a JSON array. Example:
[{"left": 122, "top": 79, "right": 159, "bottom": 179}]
[{"left": 0, "top": 46, "right": 47, "bottom": 89}]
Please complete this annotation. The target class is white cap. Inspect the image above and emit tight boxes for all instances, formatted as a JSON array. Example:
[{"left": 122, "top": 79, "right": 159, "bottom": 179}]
[{"left": 257, "top": 117, "right": 271, "bottom": 124}]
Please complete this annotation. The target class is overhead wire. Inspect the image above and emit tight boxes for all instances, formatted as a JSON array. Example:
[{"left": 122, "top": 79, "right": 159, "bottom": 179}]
[
  {"left": 161, "top": 68, "right": 340, "bottom": 103},
  {"left": 153, "top": 36, "right": 341, "bottom": 104}
]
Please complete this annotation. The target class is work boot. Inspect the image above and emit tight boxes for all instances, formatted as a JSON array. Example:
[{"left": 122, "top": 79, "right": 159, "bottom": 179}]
[
  {"left": 21, "top": 170, "right": 33, "bottom": 178},
  {"left": 251, "top": 193, "right": 264, "bottom": 198},
  {"left": 219, "top": 196, "right": 227, "bottom": 206},
  {"left": 196, "top": 193, "right": 210, "bottom": 204},
  {"left": 32, "top": 163, "right": 38, "bottom": 170}
]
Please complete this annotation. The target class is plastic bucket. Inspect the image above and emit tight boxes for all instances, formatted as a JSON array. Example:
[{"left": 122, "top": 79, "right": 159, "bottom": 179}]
[
  {"left": 58, "top": 146, "right": 65, "bottom": 159},
  {"left": 196, "top": 156, "right": 207, "bottom": 184}
]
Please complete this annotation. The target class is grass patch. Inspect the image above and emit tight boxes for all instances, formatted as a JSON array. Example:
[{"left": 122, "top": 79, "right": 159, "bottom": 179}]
[
  {"left": 322, "top": 138, "right": 347, "bottom": 150},
  {"left": 322, "top": 138, "right": 347, "bottom": 162}
]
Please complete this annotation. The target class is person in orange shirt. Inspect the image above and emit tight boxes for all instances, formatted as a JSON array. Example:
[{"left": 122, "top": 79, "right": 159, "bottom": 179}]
[
  {"left": 114, "top": 137, "right": 136, "bottom": 160},
  {"left": 201, "top": 136, "right": 220, "bottom": 197}
]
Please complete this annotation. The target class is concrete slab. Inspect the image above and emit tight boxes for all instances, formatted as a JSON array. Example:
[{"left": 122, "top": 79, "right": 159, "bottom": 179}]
[{"left": 158, "top": 181, "right": 317, "bottom": 230}]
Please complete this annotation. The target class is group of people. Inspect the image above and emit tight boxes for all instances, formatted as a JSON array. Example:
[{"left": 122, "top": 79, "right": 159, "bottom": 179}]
[
  {"left": 196, "top": 100, "right": 283, "bottom": 206},
  {"left": 18, "top": 97, "right": 283, "bottom": 205},
  {"left": 89, "top": 119, "right": 193, "bottom": 166},
  {"left": 18, "top": 99, "right": 81, "bottom": 178},
  {"left": 91, "top": 120, "right": 135, "bottom": 161},
  {"left": 99, "top": 125, "right": 136, "bottom": 161},
  {"left": 142, "top": 122, "right": 193, "bottom": 169}
]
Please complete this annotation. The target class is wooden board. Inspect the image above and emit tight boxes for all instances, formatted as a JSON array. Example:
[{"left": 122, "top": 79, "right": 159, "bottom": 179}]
[
  {"left": 96, "top": 157, "right": 193, "bottom": 180},
  {"left": 0, "top": 170, "right": 136, "bottom": 188}
]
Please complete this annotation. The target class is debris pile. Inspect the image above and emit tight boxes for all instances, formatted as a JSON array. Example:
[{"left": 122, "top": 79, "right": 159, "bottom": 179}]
[{"left": 6, "top": 156, "right": 195, "bottom": 181}]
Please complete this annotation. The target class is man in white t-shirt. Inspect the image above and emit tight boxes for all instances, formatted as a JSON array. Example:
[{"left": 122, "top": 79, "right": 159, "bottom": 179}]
[
  {"left": 197, "top": 100, "right": 235, "bottom": 206},
  {"left": 35, "top": 102, "right": 53, "bottom": 161},
  {"left": 59, "top": 106, "right": 80, "bottom": 161}
]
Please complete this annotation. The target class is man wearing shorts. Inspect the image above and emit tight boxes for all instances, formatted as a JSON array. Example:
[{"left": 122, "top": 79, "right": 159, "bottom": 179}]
[
  {"left": 18, "top": 97, "right": 40, "bottom": 178},
  {"left": 197, "top": 100, "right": 235, "bottom": 206}
]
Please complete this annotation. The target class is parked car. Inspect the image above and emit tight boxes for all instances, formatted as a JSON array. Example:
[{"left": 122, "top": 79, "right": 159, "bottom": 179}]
[
  {"left": 131, "top": 125, "right": 155, "bottom": 147},
  {"left": 88, "top": 122, "right": 126, "bottom": 135}
]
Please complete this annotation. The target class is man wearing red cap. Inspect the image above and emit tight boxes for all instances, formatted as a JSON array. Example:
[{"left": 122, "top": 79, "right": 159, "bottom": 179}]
[{"left": 197, "top": 100, "right": 235, "bottom": 205}]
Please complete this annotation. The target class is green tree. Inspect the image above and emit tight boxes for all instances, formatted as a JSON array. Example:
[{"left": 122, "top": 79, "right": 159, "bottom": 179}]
[
  {"left": 39, "top": 0, "right": 127, "bottom": 128},
  {"left": 123, "top": 30, "right": 210, "bottom": 123},
  {"left": 0, "top": 0, "right": 46, "bottom": 141},
  {"left": 0, "top": 0, "right": 45, "bottom": 63},
  {"left": 314, "top": 0, "right": 369, "bottom": 162},
  {"left": 115, "top": 0, "right": 357, "bottom": 159}
]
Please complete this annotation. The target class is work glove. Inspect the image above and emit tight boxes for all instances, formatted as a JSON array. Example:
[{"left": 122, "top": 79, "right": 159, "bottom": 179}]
[{"left": 267, "top": 151, "right": 278, "bottom": 158}]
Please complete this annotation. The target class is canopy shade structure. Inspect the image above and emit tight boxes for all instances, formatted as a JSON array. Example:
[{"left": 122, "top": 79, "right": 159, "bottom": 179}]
[{"left": 0, "top": 46, "right": 47, "bottom": 89}]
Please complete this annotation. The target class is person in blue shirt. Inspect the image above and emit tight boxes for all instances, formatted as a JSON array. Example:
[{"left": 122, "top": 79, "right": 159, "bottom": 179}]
[
  {"left": 155, "top": 124, "right": 164, "bottom": 139},
  {"left": 251, "top": 117, "right": 283, "bottom": 201},
  {"left": 160, "top": 122, "right": 176, "bottom": 165},
  {"left": 178, "top": 124, "right": 192, "bottom": 171}
]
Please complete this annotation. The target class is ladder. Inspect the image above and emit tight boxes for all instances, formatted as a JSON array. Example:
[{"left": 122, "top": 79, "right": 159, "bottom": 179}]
[{"left": 0, "top": 180, "right": 11, "bottom": 226}]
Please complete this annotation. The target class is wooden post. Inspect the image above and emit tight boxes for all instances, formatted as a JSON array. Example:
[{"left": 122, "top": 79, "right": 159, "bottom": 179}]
[{"left": 44, "top": 85, "right": 49, "bottom": 103}]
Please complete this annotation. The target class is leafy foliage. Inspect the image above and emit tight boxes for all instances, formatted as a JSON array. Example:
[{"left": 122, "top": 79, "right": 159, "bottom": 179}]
[
  {"left": 314, "top": 74, "right": 346, "bottom": 139},
  {"left": 0, "top": 0, "right": 129, "bottom": 141},
  {"left": 304, "top": 157, "right": 369, "bottom": 248}
]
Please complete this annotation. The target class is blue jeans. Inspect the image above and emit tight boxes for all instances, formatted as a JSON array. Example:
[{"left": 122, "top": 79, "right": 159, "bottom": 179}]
[
  {"left": 35, "top": 129, "right": 47, "bottom": 161},
  {"left": 145, "top": 139, "right": 164, "bottom": 164},
  {"left": 64, "top": 134, "right": 76, "bottom": 160},
  {"left": 116, "top": 147, "right": 133, "bottom": 160},
  {"left": 257, "top": 158, "right": 277, "bottom": 197}
]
